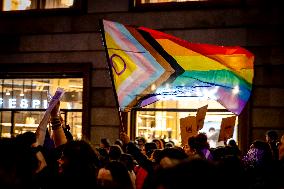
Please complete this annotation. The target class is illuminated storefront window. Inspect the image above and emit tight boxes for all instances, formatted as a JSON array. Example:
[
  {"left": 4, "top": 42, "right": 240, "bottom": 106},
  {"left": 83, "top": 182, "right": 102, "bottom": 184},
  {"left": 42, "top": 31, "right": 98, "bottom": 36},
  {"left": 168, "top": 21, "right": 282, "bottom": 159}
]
[
  {"left": 134, "top": 0, "right": 242, "bottom": 9},
  {"left": 136, "top": 0, "right": 243, "bottom": 3},
  {"left": 139, "top": 0, "right": 206, "bottom": 3},
  {"left": 2, "top": 0, "right": 74, "bottom": 11},
  {"left": 135, "top": 97, "right": 237, "bottom": 147},
  {"left": 0, "top": 78, "right": 83, "bottom": 139}
]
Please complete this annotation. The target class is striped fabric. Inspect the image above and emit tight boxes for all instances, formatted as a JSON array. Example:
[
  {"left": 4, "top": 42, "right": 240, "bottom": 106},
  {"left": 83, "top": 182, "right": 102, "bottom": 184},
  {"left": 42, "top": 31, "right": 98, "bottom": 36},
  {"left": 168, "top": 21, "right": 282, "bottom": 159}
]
[{"left": 101, "top": 19, "right": 254, "bottom": 115}]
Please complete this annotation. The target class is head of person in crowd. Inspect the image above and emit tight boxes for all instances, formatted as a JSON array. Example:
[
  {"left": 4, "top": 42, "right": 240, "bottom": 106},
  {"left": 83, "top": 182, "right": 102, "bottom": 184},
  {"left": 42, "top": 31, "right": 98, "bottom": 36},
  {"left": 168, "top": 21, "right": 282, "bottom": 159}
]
[
  {"left": 136, "top": 137, "right": 146, "bottom": 150},
  {"left": 211, "top": 145, "right": 243, "bottom": 171},
  {"left": 114, "top": 139, "right": 124, "bottom": 149},
  {"left": 0, "top": 137, "right": 36, "bottom": 189},
  {"left": 119, "top": 153, "right": 136, "bottom": 172},
  {"left": 188, "top": 133, "right": 213, "bottom": 160},
  {"left": 97, "top": 160, "right": 134, "bottom": 189},
  {"left": 152, "top": 158, "right": 223, "bottom": 189},
  {"left": 211, "top": 146, "right": 226, "bottom": 161},
  {"left": 16, "top": 131, "right": 37, "bottom": 147},
  {"left": 278, "top": 134, "right": 284, "bottom": 161},
  {"left": 149, "top": 149, "right": 162, "bottom": 162},
  {"left": 152, "top": 139, "right": 164, "bottom": 149},
  {"left": 119, "top": 153, "right": 136, "bottom": 189},
  {"left": 186, "top": 136, "right": 198, "bottom": 157},
  {"left": 159, "top": 138, "right": 166, "bottom": 148},
  {"left": 228, "top": 138, "right": 237, "bottom": 147},
  {"left": 144, "top": 142, "right": 158, "bottom": 158},
  {"left": 227, "top": 139, "right": 241, "bottom": 157},
  {"left": 195, "top": 133, "right": 210, "bottom": 149},
  {"left": 168, "top": 140, "right": 175, "bottom": 147},
  {"left": 164, "top": 142, "right": 174, "bottom": 148},
  {"left": 109, "top": 145, "right": 123, "bottom": 161},
  {"left": 100, "top": 138, "right": 111, "bottom": 150},
  {"left": 15, "top": 131, "right": 48, "bottom": 175},
  {"left": 243, "top": 139, "right": 281, "bottom": 189},
  {"left": 149, "top": 149, "right": 163, "bottom": 172},
  {"left": 265, "top": 130, "right": 279, "bottom": 160},
  {"left": 125, "top": 141, "right": 141, "bottom": 156},
  {"left": 97, "top": 147, "right": 110, "bottom": 167},
  {"left": 266, "top": 130, "right": 279, "bottom": 143},
  {"left": 155, "top": 147, "right": 188, "bottom": 169},
  {"left": 0, "top": 135, "right": 44, "bottom": 189},
  {"left": 242, "top": 140, "right": 273, "bottom": 171},
  {"left": 57, "top": 139, "right": 100, "bottom": 188}
]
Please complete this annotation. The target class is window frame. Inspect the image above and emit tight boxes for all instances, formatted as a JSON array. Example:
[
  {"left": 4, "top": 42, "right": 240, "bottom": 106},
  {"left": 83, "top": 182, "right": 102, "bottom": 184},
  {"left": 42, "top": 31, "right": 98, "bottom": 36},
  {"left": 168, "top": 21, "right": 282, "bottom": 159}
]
[
  {"left": 130, "top": 107, "right": 237, "bottom": 142},
  {"left": 0, "top": 0, "right": 86, "bottom": 15},
  {"left": 0, "top": 63, "right": 92, "bottom": 139}
]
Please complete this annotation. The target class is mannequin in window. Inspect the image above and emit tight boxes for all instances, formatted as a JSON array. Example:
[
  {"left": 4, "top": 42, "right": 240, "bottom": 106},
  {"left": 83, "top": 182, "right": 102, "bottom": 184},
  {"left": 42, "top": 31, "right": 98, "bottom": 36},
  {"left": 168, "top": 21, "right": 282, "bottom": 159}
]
[{"left": 207, "top": 127, "right": 218, "bottom": 148}]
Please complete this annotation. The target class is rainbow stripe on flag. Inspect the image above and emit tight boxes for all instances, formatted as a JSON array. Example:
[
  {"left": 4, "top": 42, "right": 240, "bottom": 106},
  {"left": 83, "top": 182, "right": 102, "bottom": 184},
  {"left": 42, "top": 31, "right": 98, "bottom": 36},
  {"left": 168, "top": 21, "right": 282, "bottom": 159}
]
[{"left": 100, "top": 19, "right": 254, "bottom": 115}]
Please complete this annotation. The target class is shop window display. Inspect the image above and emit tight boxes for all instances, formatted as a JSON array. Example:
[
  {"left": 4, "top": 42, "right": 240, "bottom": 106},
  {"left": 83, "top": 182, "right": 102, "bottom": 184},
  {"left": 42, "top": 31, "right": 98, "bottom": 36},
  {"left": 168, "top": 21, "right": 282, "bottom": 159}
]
[
  {"left": 1, "top": 0, "right": 74, "bottom": 11},
  {"left": 135, "top": 97, "right": 237, "bottom": 147},
  {"left": 0, "top": 78, "right": 82, "bottom": 139}
]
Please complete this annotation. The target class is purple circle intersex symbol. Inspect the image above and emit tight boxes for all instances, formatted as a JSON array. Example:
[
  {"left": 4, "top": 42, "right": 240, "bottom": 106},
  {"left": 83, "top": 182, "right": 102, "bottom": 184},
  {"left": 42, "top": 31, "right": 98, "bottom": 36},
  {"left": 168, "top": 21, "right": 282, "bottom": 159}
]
[{"left": 110, "top": 54, "right": 127, "bottom": 76}]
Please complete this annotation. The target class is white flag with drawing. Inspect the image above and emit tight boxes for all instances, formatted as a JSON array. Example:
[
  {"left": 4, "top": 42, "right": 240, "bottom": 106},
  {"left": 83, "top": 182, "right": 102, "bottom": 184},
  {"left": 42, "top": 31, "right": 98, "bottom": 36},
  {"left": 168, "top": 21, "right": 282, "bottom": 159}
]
[{"left": 36, "top": 88, "right": 65, "bottom": 145}]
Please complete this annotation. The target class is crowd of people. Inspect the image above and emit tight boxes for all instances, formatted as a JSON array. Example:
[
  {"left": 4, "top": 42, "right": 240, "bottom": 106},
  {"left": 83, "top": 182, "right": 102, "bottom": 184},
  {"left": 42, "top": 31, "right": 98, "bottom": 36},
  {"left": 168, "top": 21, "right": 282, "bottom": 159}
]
[{"left": 0, "top": 101, "right": 284, "bottom": 189}]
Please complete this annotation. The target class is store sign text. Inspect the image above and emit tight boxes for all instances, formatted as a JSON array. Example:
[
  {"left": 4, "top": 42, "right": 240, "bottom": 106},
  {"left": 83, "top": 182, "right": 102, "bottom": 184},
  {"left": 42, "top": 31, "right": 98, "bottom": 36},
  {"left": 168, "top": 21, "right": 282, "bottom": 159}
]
[{"left": 0, "top": 98, "right": 48, "bottom": 109}]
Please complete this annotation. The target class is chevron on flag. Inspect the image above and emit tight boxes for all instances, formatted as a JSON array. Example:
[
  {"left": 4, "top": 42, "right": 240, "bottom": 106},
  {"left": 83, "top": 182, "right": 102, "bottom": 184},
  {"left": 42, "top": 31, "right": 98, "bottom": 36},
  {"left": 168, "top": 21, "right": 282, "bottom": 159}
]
[{"left": 100, "top": 19, "right": 254, "bottom": 115}]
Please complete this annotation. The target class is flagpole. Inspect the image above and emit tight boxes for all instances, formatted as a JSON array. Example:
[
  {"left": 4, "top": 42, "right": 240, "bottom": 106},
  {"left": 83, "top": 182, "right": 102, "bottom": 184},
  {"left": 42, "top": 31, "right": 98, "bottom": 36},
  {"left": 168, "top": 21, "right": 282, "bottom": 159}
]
[{"left": 99, "top": 19, "right": 125, "bottom": 133}]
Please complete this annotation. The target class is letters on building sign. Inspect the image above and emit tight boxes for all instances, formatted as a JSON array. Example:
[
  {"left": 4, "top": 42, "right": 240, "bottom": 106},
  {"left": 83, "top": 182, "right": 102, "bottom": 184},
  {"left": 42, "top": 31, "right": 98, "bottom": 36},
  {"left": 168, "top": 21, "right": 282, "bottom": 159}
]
[{"left": 0, "top": 98, "right": 48, "bottom": 109}]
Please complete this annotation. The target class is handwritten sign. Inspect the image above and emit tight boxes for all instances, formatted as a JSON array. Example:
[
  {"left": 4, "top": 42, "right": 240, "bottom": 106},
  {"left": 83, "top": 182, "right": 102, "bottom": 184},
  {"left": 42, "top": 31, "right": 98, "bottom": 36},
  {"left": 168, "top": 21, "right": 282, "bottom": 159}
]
[
  {"left": 180, "top": 116, "right": 198, "bottom": 146},
  {"left": 196, "top": 105, "right": 208, "bottom": 131},
  {"left": 218, "top": 116, "right": 236, "bottom": 142}
]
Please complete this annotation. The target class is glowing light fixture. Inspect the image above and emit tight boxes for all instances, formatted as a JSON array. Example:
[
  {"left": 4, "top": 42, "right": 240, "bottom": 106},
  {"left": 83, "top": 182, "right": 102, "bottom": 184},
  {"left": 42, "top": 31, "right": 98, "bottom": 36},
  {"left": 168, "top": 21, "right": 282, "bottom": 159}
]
[
  {"left": 5, "top": 90, "right": 10, "bottom": 96},
  {"left": 61, "top": 0, "right": 74, "bottom": 7},
  {"left": 20, "top": 80, "right": 25, "bottom": 96}
]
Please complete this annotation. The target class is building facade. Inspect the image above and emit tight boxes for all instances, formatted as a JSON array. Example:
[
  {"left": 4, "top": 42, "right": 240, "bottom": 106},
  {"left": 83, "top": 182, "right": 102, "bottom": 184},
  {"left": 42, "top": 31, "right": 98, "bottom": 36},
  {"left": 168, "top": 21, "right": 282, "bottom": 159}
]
[{"left": 0, "top": 0, "right": 283, "bottom": 151}]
